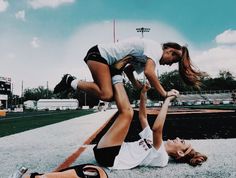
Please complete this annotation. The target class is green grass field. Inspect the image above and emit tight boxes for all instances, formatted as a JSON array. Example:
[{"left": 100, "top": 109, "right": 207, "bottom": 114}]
[{"left": 0, "top": 110, "right": 94, "bottom": 137}]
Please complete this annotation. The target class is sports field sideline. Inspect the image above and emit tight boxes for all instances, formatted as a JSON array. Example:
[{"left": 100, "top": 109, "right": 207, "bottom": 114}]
[{"left": 1, "top": 109, "right": 236, "bottom": 178}]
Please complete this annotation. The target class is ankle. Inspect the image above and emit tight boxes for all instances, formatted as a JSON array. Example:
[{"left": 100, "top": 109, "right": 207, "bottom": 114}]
[{"left": 71, "top": 79, "right": 79, "bottom": 90}]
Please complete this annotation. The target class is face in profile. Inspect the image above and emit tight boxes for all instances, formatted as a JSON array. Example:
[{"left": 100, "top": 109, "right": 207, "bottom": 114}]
[
  {"left": 166, "top": 137, "right": 191, "bottom": 159},
  {"left": 159, "top": 48, "right": 181, "bottom": 66}
]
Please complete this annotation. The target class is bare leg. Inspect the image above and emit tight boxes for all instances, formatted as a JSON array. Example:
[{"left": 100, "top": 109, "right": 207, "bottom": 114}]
[
  {"left": 78, "top": 60, "right": 113, "bottom": 101},
  {"left": 24, "top": 169, "right": 78, "bottom": 178},
  {"left": 97, "top": 83, "right": 134, "bottom": 148}
]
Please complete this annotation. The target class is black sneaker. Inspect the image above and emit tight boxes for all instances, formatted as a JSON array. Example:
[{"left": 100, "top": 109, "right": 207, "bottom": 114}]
[{"left": 53, "top": 74, "right": 75, "bottom": 94}]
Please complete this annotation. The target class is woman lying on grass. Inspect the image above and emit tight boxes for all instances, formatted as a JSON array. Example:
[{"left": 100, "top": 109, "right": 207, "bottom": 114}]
[{"left": 93, "top": 83, "right": 207, "bottom": 169}]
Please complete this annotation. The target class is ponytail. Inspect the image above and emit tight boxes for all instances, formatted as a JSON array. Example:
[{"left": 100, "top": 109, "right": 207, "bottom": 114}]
[
  {"left": 179, "top": 46, "right": 203, "bottom": 89},
  {"left": 162, "top": 42, "right": 203, "bottom": 89},
  {"left": 175, "top": 149, "right": 207, "bottom": 166}
]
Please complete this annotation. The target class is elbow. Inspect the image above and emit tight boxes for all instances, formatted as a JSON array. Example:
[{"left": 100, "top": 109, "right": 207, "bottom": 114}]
[
  {"left": 144, "top": 69, "right": 150, "bottom": 77},
  {"left": 144, "top": 69, "right": 154, "bottom": 79},
  {"left": 152, "top": 126, "right": 162, "bottom": 134}
]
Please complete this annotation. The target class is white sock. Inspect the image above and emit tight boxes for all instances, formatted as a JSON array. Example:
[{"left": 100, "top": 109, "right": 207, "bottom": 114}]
[
  {"left": 71, "top": 79, "right": 79, "bottom": 90},
  {"left": 112, "top": 75, "right": 123, "bottom": 85}
]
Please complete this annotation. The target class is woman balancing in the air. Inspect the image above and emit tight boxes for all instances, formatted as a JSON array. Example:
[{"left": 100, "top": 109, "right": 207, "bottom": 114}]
[{"left": 53, "top": 37, "right": 202, "bottom": 99}]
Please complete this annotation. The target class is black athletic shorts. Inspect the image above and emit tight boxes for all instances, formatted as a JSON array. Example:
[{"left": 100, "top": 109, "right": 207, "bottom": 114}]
[
  {"left": 84, "top": 45, "right": 108, "bottom": 64},
  {"left": 84, "top": 45, "right": 122, "bottom": 77},
  {"left": 93, "top": 144, "right": 121, "bottom": 167}
]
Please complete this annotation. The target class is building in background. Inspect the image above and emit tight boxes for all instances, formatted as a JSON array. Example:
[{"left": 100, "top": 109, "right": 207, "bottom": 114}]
[
  {"left": 0, "top": 76, "right": 11, "bottom": 109},
  {"left": 37, "top": 99, "right": 79, "bottom": 111}
]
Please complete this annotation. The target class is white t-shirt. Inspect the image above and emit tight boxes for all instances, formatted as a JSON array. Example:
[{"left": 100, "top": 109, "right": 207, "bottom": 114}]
[
  {"left": 98, "top": 37, "right": 162, "bottom": 74},
  {"left": 110, "top": 126, "right": 169, "bottom": 170}
]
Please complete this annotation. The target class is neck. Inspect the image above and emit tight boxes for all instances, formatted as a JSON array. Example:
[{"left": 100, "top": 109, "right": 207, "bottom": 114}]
[
  {"left": 164, "top": 142, "right": 173, "bottom": 156},
  {"left": 164, "top": 142, "right": 179, "bottom": 158}
]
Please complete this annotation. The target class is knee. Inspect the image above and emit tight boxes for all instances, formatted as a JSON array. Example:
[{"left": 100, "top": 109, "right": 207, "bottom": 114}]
[
  {"left": 127, "top": 107, "right": 134, "bottom": 119},
  {"left": 100, "top": 90, "right": 113, "bottom": 101},
  {"left": 121, "top": 106, "right": 134, "bottom": 120}
]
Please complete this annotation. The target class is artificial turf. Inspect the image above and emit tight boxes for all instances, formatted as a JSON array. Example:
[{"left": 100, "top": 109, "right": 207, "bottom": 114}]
[{"left": 0, "top": 110, "right": 94, "bottom": 137}]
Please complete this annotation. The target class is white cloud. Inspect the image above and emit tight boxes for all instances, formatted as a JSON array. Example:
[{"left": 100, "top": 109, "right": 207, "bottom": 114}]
[
  {"left": 215, "top": 29, "right": 236, "bottom": 45},
  {"left": 28, "top": 0, "right": 75, "bottom": 9},
  {"left": 193, "top": 45, "right": 236, "bottom": 77},
  {"left": 192, "top": 29, "right": 236, "bottom": 77},
  {"left": 0, "top": 0, "right": 8, "bottom": 12},
  {"left": 7, "top": 53, "right": 16, "bottom": 59},
  {"left": 30, "top": 37, "right": 40, "bottom": 48},
  {"left": 63, "top": 20, "right": 189, "bottom": 81},
  {"left": 15, "top": 10, "right": 26, "bottom": 21}
]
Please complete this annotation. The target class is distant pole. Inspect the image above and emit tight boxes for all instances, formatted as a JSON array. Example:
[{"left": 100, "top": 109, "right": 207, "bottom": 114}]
[
  {"left": 113, "top": 19, "right": 116, "bottom": 43},
  {"left": 136, "top": 27, "right": 150, "bottom": 38},
  {"left": 21, "top": 80, "right": 24, "bottom": 98},
  {"left": 84, "top": 78, "right": 87, "bottom": 106},
  {"left": 46, "top": 81, "right": 49, "bottom": 98},
  {"left": 136, "top": 27, "right": 151, "bottom": 85},
  {"left": 11, "top": 83, "right": 13, "bottom": 108},
  {"left": 21, "top": 80, "right": 24, "bottom": 106},
  {"left": 11, "top": 83, "right": 14, "bottom": 95}
]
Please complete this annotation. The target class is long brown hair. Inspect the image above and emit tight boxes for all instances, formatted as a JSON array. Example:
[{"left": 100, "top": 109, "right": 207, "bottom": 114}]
[
  {"left": 175, "top": 148, "right": 207, "bottom": 166},
  {"left": 162, "top": 43, "right": 203, "bottom": 89}
]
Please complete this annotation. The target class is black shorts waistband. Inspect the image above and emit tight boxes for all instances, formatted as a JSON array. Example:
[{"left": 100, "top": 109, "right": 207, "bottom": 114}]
[{"left": 84, "top": 45, "right": 108, "bottom": 65}]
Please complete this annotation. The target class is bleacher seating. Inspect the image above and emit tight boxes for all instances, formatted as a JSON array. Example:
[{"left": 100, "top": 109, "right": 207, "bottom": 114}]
[{"left": 176, "top": 91, "right": 233, "bottom": 105}]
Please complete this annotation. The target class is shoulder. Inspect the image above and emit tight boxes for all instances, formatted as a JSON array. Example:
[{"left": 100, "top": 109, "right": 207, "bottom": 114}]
[{"left": 154, "top": 141, "right": 169, "bottom": 165}]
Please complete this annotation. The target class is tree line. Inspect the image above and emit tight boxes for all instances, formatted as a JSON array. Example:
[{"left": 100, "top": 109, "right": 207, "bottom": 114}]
[{"left": 18, "top": 70, "right": 236, "bottom": 108}]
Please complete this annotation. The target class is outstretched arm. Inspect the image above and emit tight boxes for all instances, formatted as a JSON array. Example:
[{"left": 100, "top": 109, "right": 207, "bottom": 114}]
[
  {"left": 152, "top": 92, "right": 178, "bottom": 149},
  {"left": 144, "top": 58, "right": 166, "bottom": 97},
  {"left": 139, "top": 83, "right": 150, "bottom": 130},
  {"left": 144, "top": 58, "right": 178, "bottom": 98}
]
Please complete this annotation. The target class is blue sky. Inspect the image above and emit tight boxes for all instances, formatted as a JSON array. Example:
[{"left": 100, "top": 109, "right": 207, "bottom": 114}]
[
  {"left": 2, "top": 0, "right": 236, "bottom": 44},
  {"left": 1, "top": 0, "right": 236, "bottom": 95}
]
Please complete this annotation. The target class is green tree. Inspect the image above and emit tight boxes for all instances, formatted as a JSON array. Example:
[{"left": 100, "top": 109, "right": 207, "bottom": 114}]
[
  {"left": 219, "top": 70, "right": 234, "bottom": 80},
  {"left": 72, "top": 90, "right": 99, "bottom": 108},
  {"left": 202, "top": 70, "right": 236, "bottom": 91},
  {"left": 159, "top": 70, "right": 194, "bottom": 91},
  {"left": 23, "top": 86, "right": 53, "bottom": 101}
]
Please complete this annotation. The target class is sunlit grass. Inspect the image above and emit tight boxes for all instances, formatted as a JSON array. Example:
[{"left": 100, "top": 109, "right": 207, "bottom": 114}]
[{"left": 0, "top": 110, "right": 94, "bottom": 137}]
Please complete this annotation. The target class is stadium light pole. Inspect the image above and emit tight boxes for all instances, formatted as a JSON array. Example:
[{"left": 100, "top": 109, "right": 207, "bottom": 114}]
[
  {"left": 113, "top": 19, "right": 116, "bottom": 43},
  {"left": 136, "top": 27, "right": 151, "bottom": 84},
  {"left": 136, "top": 27, "right": 150, "bottom": 38}
]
